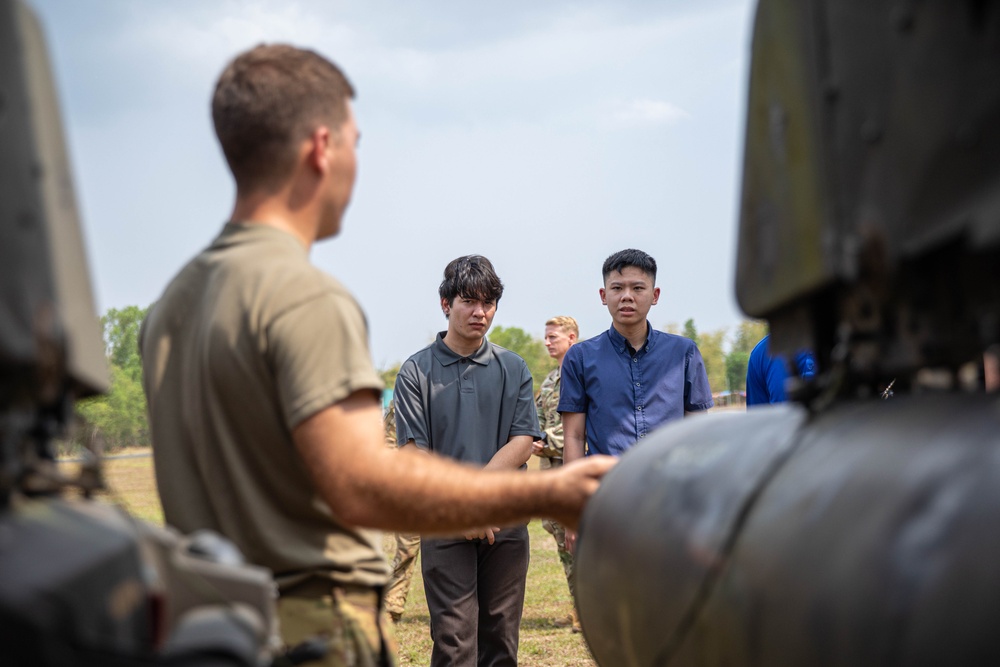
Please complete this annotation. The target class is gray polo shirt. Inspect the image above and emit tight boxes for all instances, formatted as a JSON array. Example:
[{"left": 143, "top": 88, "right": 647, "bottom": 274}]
[{"left": 394, "top": 333, "right": 541, "bottom": 466}]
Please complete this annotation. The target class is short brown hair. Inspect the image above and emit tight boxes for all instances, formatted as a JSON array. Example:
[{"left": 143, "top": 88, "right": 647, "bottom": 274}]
[
  {"left": 212, "top": 44, "right": 355, "bottom": 192},
  {"left": 545, "top": 316, "right": 579, "bottom": 339}
]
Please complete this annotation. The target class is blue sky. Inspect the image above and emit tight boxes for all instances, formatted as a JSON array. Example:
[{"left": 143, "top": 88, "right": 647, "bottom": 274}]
[{"left": 30, "top": 0, "right": 755, "bottom": 367}]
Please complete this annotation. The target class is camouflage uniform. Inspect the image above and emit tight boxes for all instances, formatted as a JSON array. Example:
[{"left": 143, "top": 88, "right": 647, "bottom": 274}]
[
  {"left": 534, "top": 367, "right": 575, "bottom": 600},
  {"left": 382, "top": 401, "right": 421, "bottom": 621},
  {"left": 277, "top": 579, "right": 398, "bottom": 667}
]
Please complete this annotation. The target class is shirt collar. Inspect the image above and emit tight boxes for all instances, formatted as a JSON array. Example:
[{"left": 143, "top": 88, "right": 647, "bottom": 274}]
[
  {"left": 606, "top": 321, "right": 654, "bottom": 355},
  {"left": 214, "top": 221, "right": 308, "bottom": 255},
  {"left": 431, "top": 332, "right": 493, "bottom": 366}
]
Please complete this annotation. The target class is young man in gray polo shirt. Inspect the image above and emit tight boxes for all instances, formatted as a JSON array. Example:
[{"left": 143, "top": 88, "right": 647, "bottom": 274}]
[{"left": 394, "top": 255, "right": 540, "bottom": 667}]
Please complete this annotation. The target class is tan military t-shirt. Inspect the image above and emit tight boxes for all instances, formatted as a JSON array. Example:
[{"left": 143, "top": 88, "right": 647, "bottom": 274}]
[{"left": 140, "top": 223, "right": 388, "bottom": 589}]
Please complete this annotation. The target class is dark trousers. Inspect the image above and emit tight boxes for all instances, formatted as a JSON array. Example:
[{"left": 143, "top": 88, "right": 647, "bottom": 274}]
[{"left": 421, "top": 524, "right": 530, "bottom": 667}]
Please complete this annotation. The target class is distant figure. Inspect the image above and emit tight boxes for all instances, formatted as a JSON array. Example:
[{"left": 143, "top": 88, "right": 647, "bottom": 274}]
[
  {"left": 393, "top": 255, "right": 541, "bottom": 667},
  {"left": 559, "top": 248, "right": 714, "bottom": 552},
  {"left": 382, "top": 401, "right": 421, "bottom": 624},
  {"left": 746, "top": 334, "right": 817, "bottom": 406},
  {"left": 532, "top": 315, "right": 582, "bottom": 632}
]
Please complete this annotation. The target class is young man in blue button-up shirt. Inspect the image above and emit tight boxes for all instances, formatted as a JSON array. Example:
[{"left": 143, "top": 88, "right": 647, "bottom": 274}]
[{"left": 558, "top": 248, "right": 714, "bottom": 550}]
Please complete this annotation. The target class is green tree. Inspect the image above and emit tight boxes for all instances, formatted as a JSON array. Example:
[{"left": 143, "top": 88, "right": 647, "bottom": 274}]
[
  {"left": 732, "top": 320, "right": 768, "bottom": 357},
  {"left": 380, "top": 364, "right": 400, "bottom": 390},
  {"left": 682, "top": 318, "right": 700, "bottom": 347},
  {"left": 74, "top": 305, "right": 152, "bottom": 452},
  {"left": 77, "top": 364, "right": 149, "bottom": 451},
  {"left": 724, "top": 319, "right": 768, "bottom": 393},
  {"left": 489, "top": 325, "right": 556, "bottom": 391},
  {"left": 102, "top": 305, "right": 150, "bottom": 382},
  {"left": 725, "top": 349, "right": 750, "bottom": 394},
  {"left": 698, "top": 328, "right": 727, "bottom": 396}
]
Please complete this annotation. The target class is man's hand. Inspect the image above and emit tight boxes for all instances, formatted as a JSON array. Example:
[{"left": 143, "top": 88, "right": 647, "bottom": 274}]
[
  {"left": 544, "top": 455, "right": 617, "bottom": 531},
  {"left": 464, "top": 527, "right": 501, "bottom": 544},
  {"left": 531, "top": 440, "right": 546, "bottom": 457}
]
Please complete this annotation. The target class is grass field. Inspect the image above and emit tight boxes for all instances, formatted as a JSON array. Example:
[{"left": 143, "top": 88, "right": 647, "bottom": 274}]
[{"left": 61, "top": 451, "right": 597, "bottom": 666}]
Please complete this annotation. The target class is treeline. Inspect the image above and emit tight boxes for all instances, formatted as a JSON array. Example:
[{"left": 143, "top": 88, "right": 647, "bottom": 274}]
[
  {"left": 73, "top": 305, "right": 151, "bottom": 453},
  {"left": 74, "top": 307, "right": 766, "bottom": 452},
  {"left": 665, "top": 318, "right": 768, "bottom": 397}
]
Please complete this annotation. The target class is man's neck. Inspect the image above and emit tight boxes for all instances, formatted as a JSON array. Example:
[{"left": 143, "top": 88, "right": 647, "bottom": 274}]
[
  {"left": 230, "top": 191, "right": 319, "bottom": 249},
  {"left": 613, "top": 321, "right": 649, "bottom": 352},
  {"left": 442, "top": 331, "right": 484, "bottom": 358}
]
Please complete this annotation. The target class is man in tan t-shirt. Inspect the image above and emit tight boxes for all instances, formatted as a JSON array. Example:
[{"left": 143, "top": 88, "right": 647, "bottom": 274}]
[{"left": 140, "top": 44, "right": 615, "bottom": 666}]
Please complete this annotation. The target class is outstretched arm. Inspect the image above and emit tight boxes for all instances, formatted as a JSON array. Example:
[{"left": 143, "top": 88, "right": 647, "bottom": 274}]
[{"left": 293, "top": 390, "right": 615, "bottom": 534}]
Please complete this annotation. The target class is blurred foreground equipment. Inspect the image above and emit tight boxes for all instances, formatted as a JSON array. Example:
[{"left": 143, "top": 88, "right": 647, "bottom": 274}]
[
  {"left": 0, "top": 2, "right": 297, "bottom": 665},
  {"left": 577, "top": 1, "right": 1000, "bottom": 665}
]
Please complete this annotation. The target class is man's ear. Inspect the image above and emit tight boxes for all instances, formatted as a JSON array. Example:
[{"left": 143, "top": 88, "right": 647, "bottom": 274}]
[
  {"left": 307, "top": 126, "right": 333, "bottom": 173},
  {"left": 599, "top": 287, "right": 607, "bottom": 305},
  {"left": 440, "top": 297, "right": 451, "bottom": 318},
  {"left": 652, "top": 286, "right": 661, "bottom": 305}
]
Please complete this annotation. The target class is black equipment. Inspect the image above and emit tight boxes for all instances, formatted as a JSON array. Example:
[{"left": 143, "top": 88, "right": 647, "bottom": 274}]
[{"left": 576, "top": 1, "right": 1000, "bottom": 665}]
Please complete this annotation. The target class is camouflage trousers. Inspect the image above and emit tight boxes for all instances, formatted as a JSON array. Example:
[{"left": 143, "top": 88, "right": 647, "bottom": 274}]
[
  {"left": 277, "top": 579, "right": 398, "bottom": 667},
  {"left": 538, "top": 455, "right": 575, "bottom": 598},
  {"left": 384, "top": 532, "right": 421, "bottom": 617}
]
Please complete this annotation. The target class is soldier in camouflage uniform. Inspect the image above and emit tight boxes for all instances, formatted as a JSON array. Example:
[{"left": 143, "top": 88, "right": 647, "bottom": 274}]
[
  {"left": 381, "top": 401, "right": 421, "bottom": 623},
  {"left": 532, "top": 316, "right": 582, "bottom": 632}
]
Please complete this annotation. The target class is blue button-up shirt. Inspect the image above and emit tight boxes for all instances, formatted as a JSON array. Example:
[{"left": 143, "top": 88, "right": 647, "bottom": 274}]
[
  {"left": 558, "top": 323, "right": 714, "bottom": 456},
  {"left": 746, "top": 334, "right": 817, "bottom": 406}
]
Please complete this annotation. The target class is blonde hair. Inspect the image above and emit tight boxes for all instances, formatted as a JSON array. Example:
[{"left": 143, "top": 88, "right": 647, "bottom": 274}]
[{"left": 545, "top": 316, "right": 579, "bottom": 339}]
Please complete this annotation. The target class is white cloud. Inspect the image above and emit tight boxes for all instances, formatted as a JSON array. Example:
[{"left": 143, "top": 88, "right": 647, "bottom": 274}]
[{"left": 613, "top": 98, "right": 690, "bottom": 126}]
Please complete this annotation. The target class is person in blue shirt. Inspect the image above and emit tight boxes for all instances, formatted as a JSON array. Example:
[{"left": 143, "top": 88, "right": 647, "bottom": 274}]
[
  {"left": 558, "top": 249, "right": 714, "bottom": 551},
  {"left": 745, "top": 334, "right": 817, "bottom": 406}
]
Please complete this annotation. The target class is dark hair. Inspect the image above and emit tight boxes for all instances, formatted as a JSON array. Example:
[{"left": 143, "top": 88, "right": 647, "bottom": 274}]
[
  {"left": 212, "top": 44, "right": 355, "bottom": 192},
  {"left": 438, "top": 255, "right": 504, "bottom": 307},
  {"left": 602, "top": 248, "right": 657, "bottom": 283}
]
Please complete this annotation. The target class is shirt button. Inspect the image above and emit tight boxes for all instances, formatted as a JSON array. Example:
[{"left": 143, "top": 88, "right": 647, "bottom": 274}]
[{"left": 632, "top": 358, "right": 637, "bottom": 363}]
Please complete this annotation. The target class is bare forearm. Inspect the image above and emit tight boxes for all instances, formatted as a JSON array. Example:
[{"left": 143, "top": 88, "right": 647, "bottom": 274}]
[
  {"left": 293, "top": 398, "right": 611, "bottom": 533},
  {"left": 562, "top": 412, "right": 586, "bottom": 464},
  {"left": 564, "top": 435, "right": 585, "bottom": 463},
  {"left": 484, "top": 435, "right": 533, "bottom": 471},
  {"left": 319, "top": 445, "right": 578, "bottom": 533}
]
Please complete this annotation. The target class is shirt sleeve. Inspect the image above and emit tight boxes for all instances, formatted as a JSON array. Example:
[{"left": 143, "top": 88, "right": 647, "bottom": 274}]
[
  {"left": 393, "top": 358, "right": 431, "bottom": 450},
  {"left": 266, "top": 291, "right": 383, "bottom": 429},
  {"left": 557, "top": 345, "right": 588, "bottom": 413},
  {"left": 508, "top": 360, "right": 543, "bottom": 440},
  {"left": 684, "top": 343, "right": 715, "bottom": 412},
  {"left": 765, "top": 356, "right": 790, "bottom": 403}
]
